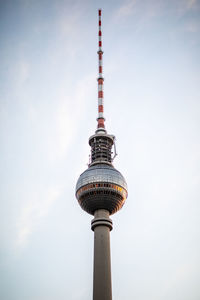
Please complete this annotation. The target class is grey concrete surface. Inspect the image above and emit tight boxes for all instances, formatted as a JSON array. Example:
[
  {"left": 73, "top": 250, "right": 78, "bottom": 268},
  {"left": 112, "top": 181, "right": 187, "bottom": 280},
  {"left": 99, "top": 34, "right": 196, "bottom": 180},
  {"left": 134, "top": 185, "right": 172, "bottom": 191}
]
[{"left": 91, "top": 209, "right": 113, "bottom": 300}]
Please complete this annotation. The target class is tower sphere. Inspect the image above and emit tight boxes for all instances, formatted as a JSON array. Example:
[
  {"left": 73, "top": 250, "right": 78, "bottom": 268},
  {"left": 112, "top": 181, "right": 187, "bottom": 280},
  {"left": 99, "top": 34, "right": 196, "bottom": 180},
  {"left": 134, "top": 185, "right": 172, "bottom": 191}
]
[{"left": 76, "top": 163, "right": 128, "bottom": 215}]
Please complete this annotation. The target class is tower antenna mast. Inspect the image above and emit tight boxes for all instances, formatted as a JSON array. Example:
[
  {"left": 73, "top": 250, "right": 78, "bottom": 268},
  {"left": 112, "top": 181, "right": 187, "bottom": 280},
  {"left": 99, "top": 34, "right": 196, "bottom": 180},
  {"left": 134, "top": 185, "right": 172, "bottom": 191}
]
[{"left": 97, "top": 9, "right": 105, "bottom": 131}]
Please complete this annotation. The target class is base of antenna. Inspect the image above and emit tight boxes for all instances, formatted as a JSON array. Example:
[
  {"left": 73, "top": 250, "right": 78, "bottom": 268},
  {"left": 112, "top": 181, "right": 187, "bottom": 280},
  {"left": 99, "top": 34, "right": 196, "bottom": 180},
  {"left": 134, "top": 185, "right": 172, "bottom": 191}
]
[{"left": 95, "top": 128, "right": 107, "bottom": 134}]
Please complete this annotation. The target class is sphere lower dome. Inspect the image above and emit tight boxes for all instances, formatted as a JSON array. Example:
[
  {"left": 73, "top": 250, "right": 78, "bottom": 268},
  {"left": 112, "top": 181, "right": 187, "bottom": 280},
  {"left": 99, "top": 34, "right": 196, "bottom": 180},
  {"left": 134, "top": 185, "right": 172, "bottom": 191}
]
[{"left": 75, "top": 164, "right": 128, "bottom": 215}]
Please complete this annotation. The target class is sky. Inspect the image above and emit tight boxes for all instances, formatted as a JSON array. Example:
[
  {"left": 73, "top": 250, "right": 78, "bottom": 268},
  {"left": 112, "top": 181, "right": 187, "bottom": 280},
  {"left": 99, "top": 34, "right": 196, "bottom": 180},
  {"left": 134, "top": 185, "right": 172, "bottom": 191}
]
[{"left": 0, "top": 0, "right": 200, "bottom": 299}]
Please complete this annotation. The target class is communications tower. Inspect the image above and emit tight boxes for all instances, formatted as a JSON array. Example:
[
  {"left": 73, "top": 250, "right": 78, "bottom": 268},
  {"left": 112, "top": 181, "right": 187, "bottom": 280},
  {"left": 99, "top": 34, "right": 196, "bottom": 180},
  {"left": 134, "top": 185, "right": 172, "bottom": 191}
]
[{"left": 75, "top": 9, "right": 128, "bottom": 300}]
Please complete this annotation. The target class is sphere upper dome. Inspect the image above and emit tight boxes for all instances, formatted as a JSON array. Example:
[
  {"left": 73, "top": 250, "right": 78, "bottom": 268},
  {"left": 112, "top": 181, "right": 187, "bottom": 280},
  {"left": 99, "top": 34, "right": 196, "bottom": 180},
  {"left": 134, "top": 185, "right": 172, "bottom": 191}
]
[{"left": 75, "top": 164, "right": 128, "bottom": 215}]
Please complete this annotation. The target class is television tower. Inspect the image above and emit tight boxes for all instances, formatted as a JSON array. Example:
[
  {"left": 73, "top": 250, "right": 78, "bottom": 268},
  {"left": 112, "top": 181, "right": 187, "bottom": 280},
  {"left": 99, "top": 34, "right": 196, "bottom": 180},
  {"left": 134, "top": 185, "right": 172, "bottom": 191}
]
[{"left": 75, "top": 9, "right": 128, "bottom": 300}]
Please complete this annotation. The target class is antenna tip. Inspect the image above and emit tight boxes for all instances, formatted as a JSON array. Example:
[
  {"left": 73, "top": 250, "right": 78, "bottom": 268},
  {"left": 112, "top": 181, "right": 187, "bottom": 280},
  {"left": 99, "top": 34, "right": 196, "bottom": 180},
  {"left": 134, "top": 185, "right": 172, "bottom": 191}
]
[{"left": 98, "top": 9, "right": 102, "bottom": 16}]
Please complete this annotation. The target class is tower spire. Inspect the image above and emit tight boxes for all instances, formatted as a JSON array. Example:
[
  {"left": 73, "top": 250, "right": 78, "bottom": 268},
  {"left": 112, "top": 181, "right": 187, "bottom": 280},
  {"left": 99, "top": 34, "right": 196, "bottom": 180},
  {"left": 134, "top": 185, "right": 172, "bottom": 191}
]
[
  {"left": 97, "top": 9, "right": 105, "bottom": 131},
  {"left": 75, "top": 10, "right": 128, "bottom": 300}
]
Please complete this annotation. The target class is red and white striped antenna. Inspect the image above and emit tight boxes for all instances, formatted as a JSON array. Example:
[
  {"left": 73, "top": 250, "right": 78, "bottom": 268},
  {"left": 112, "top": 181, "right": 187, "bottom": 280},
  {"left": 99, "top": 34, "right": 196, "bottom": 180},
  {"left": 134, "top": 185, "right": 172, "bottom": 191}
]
[{"left": 97, "top": 9, "right": 105, "bottom": 132}]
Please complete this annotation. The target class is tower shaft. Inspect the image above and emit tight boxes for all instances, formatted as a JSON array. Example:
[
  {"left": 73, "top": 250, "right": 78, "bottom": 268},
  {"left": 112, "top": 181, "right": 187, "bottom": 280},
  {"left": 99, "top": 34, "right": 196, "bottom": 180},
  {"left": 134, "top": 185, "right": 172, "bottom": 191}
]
[{"left": 91, "top": 209, "right": 113, "bottom": 300}]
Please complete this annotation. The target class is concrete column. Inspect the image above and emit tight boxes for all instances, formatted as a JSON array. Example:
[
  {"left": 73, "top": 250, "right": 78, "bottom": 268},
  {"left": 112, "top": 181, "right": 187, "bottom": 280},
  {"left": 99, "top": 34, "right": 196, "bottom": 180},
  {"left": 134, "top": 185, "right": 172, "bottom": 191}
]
[{"left": 91, "top": 209, "right": 113, "bottom": 300}]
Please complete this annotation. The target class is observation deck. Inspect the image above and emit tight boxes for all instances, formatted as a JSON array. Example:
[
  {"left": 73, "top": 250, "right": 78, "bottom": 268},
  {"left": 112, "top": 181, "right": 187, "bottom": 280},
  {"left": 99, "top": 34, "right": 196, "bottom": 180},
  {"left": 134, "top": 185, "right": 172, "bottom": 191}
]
[{"left": 76, "top": 163, "right": 128, "bottom": 215}]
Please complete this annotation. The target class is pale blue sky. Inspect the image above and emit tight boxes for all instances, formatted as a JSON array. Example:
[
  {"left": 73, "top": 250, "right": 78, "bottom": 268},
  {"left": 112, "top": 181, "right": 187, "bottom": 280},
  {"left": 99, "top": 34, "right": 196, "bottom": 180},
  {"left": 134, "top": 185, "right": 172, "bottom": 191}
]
[{"left": 0, "top": 0, "right": 200, "bottom": 299}]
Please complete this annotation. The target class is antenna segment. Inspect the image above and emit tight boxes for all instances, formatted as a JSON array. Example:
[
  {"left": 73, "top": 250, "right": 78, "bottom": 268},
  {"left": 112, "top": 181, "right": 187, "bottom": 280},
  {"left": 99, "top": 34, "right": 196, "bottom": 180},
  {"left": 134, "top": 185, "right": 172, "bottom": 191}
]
[{"left": 97, "top": 9, "right": 105, "bottom": 130}]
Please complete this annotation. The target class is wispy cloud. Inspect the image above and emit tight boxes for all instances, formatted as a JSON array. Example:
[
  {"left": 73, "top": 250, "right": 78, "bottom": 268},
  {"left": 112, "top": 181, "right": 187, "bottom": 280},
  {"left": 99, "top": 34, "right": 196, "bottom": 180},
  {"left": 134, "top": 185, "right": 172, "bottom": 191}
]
[
  {"left": 115, "top": 0, "right": 138, "bottom": 18},
  {"left": 11, "top": 60, "right": 30, "bottom": 92},
  {"left": 184, "top": 21, "right": 200, "bottom": 32},
  {"left": 173, "top": 0, "right": 199, "bottom": 16},
  {"left": 15, "top": 185, "right": 61, "bottom": 249},
  {"left": 186, "top": 0, "right": 197, "bottom": 9},
  {"left": 112, "top": 0, "right": 164, "bottom": 26},
  {"left": 114, "top": 0, "right": 199, "bottom": 22},
  {"left": 44, "top": 73, "right": 95, "bottom": 163}
]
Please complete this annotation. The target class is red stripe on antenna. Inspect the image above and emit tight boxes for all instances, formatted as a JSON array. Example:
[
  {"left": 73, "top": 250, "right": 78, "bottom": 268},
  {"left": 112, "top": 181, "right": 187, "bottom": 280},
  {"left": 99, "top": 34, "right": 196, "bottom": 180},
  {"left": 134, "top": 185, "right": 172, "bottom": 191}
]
[
  {"left": 98, "top": 119, "right": 105, "bottom": 128},
  {"left": 99, "top": 105, "right": 103, "bottom": 112},
  {"left": 98, "top": 91, "right": 103, "bottom": 98},
  {"left": 98, "top": 78, "right": 103, "bottom": 84}
]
